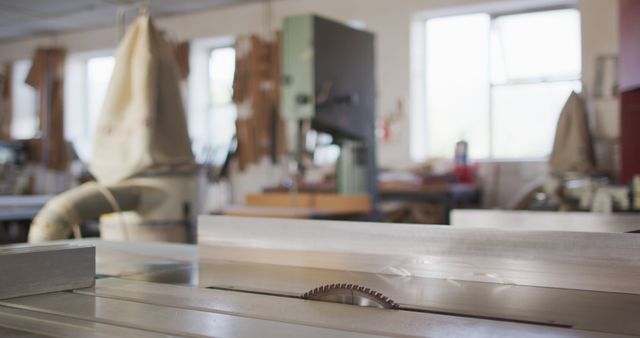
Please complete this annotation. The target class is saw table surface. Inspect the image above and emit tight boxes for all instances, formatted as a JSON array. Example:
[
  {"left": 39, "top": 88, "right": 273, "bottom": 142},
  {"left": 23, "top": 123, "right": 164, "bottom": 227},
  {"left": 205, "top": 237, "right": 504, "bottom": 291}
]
[{"left": 0, "top": 237, "right": 638, "bottom": 337}]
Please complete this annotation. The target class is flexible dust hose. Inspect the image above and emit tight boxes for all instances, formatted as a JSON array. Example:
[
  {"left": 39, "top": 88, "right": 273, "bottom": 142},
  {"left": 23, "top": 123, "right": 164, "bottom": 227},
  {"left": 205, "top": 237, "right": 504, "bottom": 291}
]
[{"left": 28, "top": 181, "right": 164, "bottom": 242}]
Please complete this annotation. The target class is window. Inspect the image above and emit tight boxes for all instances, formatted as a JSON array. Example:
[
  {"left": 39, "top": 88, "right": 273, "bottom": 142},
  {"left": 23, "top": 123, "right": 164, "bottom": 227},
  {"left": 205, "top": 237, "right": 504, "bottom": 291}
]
[
  {"left": 86, "top": 56, "right": 115, "bottom": 141},
  {"left": 209, "top": 47, "right": 235, "bottom": 105},
  {"left": 189, "top": 44, "right": 236, "bottom": 166},
  {"left": 65, "top": 52, "right": 115, "bottom": 161},
  {"left": 11, "top": 60, "right": 38, "bottom": 139},
  {"left": 413, "top": 8, "right": 581, "bottom": 161}
]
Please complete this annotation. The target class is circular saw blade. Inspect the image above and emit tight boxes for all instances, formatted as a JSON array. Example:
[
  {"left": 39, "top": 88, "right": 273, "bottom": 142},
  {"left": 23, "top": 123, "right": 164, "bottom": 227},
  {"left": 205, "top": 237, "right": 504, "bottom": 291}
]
[{"left": 301, "top": 283, "right": 399, "bottom": 309}]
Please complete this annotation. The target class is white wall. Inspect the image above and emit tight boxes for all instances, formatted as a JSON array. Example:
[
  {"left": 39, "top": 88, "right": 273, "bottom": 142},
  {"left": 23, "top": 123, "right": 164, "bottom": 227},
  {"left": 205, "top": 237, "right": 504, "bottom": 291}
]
[{"left": 0, "top": 0, "right": 619, "bottom": 206}]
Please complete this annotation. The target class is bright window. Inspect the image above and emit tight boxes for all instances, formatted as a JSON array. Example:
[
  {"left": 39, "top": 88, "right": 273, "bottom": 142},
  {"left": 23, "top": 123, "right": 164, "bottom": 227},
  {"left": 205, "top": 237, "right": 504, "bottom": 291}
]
[
  {"left": 11, "top": 60, "right": 38, "bottom": 139},
  {"left": 414, "top": 8, "right": 581, "bottom": 161},
  {"left": 209, "top": 47, "right": 235, "bottom": 105},
  {"left": 207, "top": 46, "right": 236, "bottom": 154},
  {"left": 190, "top": 46, "right": 236, "bottom": 165},
  {"left": 64, "top": 53, "right": 115, "bottom": 161},
  {"left": 86, "top": 56, "right": 115, "bottom": 140}
]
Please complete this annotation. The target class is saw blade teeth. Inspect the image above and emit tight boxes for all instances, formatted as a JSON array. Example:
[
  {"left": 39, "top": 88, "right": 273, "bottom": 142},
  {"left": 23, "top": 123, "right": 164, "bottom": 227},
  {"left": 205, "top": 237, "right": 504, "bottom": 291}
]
[{"left": 301, "top": 283, "right": 399, "bottom": 309}]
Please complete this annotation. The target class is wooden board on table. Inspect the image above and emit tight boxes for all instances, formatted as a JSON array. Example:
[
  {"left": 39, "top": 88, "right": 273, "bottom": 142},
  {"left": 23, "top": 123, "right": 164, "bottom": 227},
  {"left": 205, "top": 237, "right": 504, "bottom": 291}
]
[
  {"left": 223, "top": 205, "right": 328, "bottom": 219},
  {"left": 246, "top": 193, "right": 371, "bottom": 214},
  {"left": 379, "top": 181, "right": 477, "bottom": 194}
]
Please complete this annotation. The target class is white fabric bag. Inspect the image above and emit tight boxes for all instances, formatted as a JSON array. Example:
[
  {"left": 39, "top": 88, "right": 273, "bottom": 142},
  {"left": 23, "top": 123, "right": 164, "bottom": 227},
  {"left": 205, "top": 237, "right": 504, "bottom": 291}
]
[
  {"left": 549, "top": 91, "right": 596, "bottom": 174},
  {"left": 90, "top": 15, "right": 194, "bottom": 184}
]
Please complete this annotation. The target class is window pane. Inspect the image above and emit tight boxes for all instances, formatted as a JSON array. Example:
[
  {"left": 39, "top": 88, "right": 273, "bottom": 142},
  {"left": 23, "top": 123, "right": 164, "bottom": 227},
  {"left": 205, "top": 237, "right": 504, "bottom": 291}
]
[
  {"left": 87, "top": 56, "right": 115, "bottom": 138},
  {"left": 11, "top": 60, "right": 38, "bottom": 139},
  {"left": 491, "top": 9, "right": 581, "bottom": 82},
  {"left": 191, "top": 46, "right": 237, "bottom": 166},
  {"left": 192, "top": 103, "right": 237, "bottom": 165},
  {"left": 491, "top": 81, "right": 581, "bottom": 159},
  {"left": 209, "top": 104, "right": 236, "bottom": 146},
  {"left": 209, "top": 47, "right": 235, "bottom": 104},
  {"left": 425, "top": 14, "right": 491, "bottom": 159}
]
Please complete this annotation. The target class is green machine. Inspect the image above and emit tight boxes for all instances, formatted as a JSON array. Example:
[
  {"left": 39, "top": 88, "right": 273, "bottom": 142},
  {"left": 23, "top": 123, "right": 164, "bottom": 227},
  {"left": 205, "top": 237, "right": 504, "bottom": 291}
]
[{"left": 281, "top": 14, "right": 378, "bottom": 206}]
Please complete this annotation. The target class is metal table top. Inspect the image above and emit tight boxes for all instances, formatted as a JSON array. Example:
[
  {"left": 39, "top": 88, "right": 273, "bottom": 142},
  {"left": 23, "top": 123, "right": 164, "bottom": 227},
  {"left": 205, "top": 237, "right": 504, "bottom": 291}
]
[{"left": 0, "top": 238, "right": 638, "bottom": 337}]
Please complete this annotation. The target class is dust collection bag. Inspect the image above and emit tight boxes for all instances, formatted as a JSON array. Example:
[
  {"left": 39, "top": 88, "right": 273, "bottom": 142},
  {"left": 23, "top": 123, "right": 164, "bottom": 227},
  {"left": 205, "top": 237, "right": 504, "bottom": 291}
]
[
  {"left": 90, "top": 15, "right": 194, "bottom": 185},
  {"left": 549, "top": 91, "right": 595, "bottom": 174}
]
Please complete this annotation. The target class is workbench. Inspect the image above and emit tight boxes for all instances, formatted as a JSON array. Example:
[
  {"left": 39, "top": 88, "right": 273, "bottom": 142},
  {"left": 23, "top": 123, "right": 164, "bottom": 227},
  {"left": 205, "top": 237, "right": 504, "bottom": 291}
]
[
  {"left": 0, "top": 195, "right": 52, "bottom": 243},
  {"left": 379, "top": 182, "right": 480, "bottom": 224},
  {"left": 0, "top": 195, "right": 51, "bottom": 222}
]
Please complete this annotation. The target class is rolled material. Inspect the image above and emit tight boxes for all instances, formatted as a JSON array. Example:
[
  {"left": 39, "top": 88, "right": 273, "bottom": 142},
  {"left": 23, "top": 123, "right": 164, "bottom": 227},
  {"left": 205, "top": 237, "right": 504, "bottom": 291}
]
[{"left": 28, "top": 182, "right": 165, "bottom": 242}]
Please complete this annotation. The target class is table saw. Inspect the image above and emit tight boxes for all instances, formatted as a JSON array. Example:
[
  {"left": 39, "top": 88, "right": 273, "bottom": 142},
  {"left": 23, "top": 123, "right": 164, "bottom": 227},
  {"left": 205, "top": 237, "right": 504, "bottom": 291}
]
[{"left": 0, "top": 215, "right": 639, "bottom": 337}]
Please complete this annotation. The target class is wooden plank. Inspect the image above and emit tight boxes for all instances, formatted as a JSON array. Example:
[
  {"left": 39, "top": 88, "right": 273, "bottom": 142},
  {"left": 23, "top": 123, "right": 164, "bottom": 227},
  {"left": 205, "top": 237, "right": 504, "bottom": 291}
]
[
  {"left": 197, "top": 216, "right": 640, "bottom": 294},
  {"left": 379, "top": 182, "right": 477, "bottom": 194},
  {"left": 0, "top": 244, "right": 94, "bottom": 299},
  {"left": 245, "top": 193, "right": 371, "bottom": 214},
  {"left": 246, "top": 193, "right": 313, "bottom": 208},
  {"left": 223, "top": 205, "right": 324, "bottom": 219},
  {"left": 314, "top": 194, "right": 372, "bottom": 213},
  {"left": 450, "top": 209, "right": 640, "bottom": 233}
]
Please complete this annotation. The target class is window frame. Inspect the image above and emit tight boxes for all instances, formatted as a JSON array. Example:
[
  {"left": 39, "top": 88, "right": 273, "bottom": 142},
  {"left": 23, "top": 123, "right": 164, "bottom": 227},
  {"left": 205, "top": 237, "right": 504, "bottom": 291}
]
[{"left": 410, "top": 1, "right": 581, "bottom": 163}]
